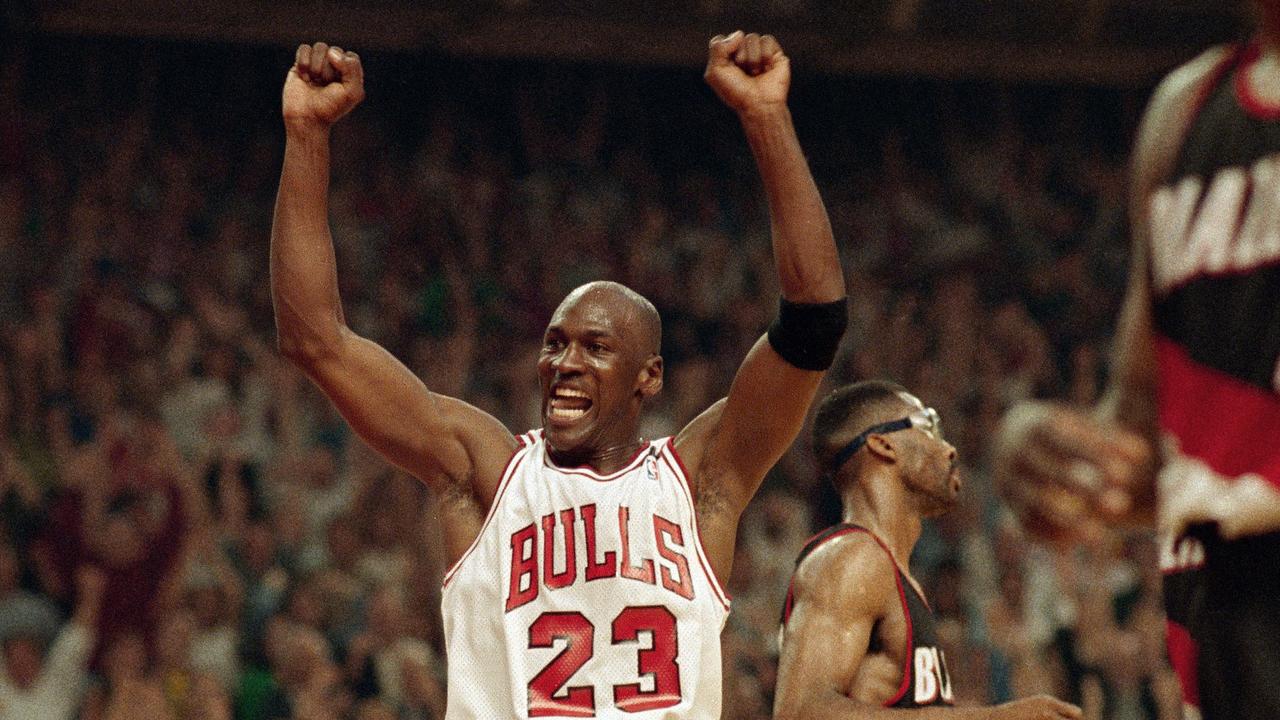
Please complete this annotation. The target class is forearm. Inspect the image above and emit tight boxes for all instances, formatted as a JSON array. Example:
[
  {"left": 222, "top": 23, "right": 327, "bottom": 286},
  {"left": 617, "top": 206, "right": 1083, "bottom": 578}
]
[
  {"left": 271, "top": 125, "right": 347, "bottom": 359},
  {"left": 1095, "top": 289, "right": 1158, "bottom": 440},
  {"left": 740, "top": 106, "right": 843, "bottom": 303}
]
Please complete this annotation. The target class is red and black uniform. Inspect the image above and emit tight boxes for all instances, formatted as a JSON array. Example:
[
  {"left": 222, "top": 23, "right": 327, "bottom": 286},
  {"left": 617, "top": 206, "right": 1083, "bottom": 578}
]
[
  {"left": 780, "top": 524, "right": 954, "bottom": 708},
  {"left": 1149, "top": 40, "right": 1280, "bottom": 720}
]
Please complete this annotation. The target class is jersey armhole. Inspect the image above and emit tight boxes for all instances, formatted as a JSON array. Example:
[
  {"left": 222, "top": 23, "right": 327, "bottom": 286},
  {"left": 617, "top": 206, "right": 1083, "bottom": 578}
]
[
  {"left": 844, "top": 528, "right": 915, "bottom": 706},
  {"left": 661, "top": 439, "right": 732, "bottom": 610},
  {"left": 441, "top": 440, "right": 532, "bottom": 588}
]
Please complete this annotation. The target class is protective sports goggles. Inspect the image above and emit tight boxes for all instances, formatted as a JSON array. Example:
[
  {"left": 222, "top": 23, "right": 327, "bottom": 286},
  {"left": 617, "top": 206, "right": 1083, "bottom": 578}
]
[{"left": 826, "top": 407, "right": 942, "bottom": 479}]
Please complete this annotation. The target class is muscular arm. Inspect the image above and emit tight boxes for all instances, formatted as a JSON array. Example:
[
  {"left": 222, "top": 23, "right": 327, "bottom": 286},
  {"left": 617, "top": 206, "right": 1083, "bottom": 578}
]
[
  {"left": 775, "top": 537, "right": 1079, "bottom": 720},
  {"left": 992, "top": 47, "right": 1232, "bottom": 537},
  {"left": 677, "top": 33, "right": 845, "bottom": 574},
  {"left": 270, "top": 45, "right": 516, "bottom": 524},
  {"left": 1093, "top": 47, "right": 1233, "bottom": 523},
  {"left": 1101, "top": 46, "right": 1233, "bottom": 441}
]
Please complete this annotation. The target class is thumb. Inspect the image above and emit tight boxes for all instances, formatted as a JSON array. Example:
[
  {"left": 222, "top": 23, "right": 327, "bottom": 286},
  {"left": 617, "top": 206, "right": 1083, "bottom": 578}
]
[{"left": 707, "top": 30, "right": 745, "bottom": 65}]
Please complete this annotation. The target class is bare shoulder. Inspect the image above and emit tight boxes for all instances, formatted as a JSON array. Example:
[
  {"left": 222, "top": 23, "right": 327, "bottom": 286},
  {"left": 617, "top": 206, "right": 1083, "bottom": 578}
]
[
  {"left": 792, "top": 530, "right": 897, "bottom": 616},
  {"left": 434, "top": 393, "right": 523, "bottom": 504},
  {"left": 1132, "top": 45, "right": 1236, "bottom": 195}
]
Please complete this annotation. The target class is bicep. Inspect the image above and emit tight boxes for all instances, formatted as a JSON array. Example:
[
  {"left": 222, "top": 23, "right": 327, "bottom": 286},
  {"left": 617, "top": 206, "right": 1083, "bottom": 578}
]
[
  {"left": 773, "top": 541, "right": 893, "bottom": 720},
  {"left": 295, "top": 329, "right": 517, "bottom": 495},
  {"left": 681, "top": 336, "right": 824, "bottom": 511},
  {"left": 775, "top": 596, "right": 876, "bottom": 708},
  {"left": 1100, "top": 51, "right": 1226, "bottom": 434}
]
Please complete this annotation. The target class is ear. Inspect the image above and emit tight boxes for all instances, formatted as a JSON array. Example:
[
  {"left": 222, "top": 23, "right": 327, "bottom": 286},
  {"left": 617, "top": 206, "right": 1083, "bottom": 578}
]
[
  {"left": 864, "top": 433, "right": 897, "bottom": 463},
  {"left": 636, "top": 355, "right": 664, "bottom": 399}
]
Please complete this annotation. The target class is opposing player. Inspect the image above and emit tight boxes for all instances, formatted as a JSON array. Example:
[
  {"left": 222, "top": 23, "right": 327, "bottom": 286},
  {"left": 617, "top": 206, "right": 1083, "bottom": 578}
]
[
  {"left": 775, "top": 381, "right": 1081, "bottom": 720},
  {"left": 993, "top": 4, "right": 1280, "bottom": 718},
  {"left": 271, "top": 32, "right": 846, "bottom": 718}
]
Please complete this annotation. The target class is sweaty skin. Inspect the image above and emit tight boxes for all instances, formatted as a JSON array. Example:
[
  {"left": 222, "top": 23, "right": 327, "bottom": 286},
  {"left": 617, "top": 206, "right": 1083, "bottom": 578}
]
[
  {"left": 269, "top": 32, "right": 844, "bottom": 591},
  {"left": 776, "top": 392, "right": 1081, "bottom": 720}
]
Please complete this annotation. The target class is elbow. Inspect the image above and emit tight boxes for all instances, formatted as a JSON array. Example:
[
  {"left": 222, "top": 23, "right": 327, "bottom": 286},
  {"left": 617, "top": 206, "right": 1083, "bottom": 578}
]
[
  {"left": 275, "top": 328, "right": 343, "bottom": 369},
  {"left": 780, "top": 263, "right": 846, "bottom": 304}
]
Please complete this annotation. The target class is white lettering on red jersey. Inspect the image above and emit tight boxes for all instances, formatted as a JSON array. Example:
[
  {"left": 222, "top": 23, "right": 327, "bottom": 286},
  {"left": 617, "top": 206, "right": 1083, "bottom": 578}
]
[{"left": 441, "top": 431, "right": 730, "bottom": 719}]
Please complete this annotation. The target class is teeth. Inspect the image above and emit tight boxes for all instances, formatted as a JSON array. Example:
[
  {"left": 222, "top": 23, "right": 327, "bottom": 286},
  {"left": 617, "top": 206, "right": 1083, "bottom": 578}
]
[
  {"left": 555, "top": 388, "right": 589, "bottom": 399},
  {"left": 550, "top": 407, "right": 587, "bottom": 420}
]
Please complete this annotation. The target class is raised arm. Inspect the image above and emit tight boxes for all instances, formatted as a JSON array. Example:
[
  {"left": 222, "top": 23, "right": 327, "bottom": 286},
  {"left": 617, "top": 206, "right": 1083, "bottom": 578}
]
[
  {"left": 775, "top": 538, "right": 1080, "bottom": 720},
  {"left": 675, "top": 32, "right": 846, "bottom": 569},
  {"left": 270, "top": 43, "right": 516, "bottom": 513},
  {"left": 991, "top": 47, "right": 1231, "bottom": 543}
]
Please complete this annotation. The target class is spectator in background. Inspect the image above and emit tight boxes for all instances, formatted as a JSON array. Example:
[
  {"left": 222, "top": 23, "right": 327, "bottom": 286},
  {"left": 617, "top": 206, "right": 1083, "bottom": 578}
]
[
  {"left": 0, "top": 33, "right": 1168, "bottom": 719},
  {"left": 32, "top": 411, "right": 204, "bottom": 670},
  {"left": 345, "top": 584, "right": 444, "bottom": 719},
  {"left": 81, "top": 631, "right": 172, "bottom": 720},
  {"left": 0, "top": 565, "right": 104, "bottom": 720}
]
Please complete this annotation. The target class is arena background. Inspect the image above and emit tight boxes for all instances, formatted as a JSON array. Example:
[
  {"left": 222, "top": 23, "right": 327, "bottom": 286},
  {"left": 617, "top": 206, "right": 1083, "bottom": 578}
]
[{"left": 0, "top": 2, "right": 1252, "bottom": 719}]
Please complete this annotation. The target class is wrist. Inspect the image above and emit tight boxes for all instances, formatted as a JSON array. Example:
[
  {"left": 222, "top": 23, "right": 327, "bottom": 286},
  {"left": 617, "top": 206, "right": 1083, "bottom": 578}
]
[
  {"left": 736, "top": 102, "right": 791, "bottom": 127},
  {"left": 283, "top": 118, "right": 333, "bottom": 143}
]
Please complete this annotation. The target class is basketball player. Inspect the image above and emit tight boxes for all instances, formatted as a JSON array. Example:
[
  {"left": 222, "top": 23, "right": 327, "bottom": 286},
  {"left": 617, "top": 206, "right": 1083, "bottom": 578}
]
[
  {"left": 775, "top": 380, "right": 1081, "bottom": 720},
  {"left": 993, "top": 3, "right": 1280, "bottom": 718},
  {"left": 271, "top": 32, "right": 846, "bottom": 718}
]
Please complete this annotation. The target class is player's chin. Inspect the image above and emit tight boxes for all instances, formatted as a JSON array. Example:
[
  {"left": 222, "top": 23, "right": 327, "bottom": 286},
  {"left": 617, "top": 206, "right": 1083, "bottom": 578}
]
[{"left": 543, "top": 414, "right": 595, "bottom": 452}]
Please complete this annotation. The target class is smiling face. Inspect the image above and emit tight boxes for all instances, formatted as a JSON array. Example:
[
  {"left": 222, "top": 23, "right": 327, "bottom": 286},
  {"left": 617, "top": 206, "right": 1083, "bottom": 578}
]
[{"left": 537, "top": 282, "right": 662, "bottom": 462}]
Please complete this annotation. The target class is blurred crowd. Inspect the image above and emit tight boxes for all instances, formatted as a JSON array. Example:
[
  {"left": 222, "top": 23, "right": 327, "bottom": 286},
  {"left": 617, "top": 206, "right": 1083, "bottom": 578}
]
[{"left": 0, "top": 36, "right": 1180, "bottom": 720}]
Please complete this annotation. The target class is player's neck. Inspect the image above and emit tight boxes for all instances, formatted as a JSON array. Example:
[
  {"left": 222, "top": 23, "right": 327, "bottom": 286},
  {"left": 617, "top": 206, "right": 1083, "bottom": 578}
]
[
  {"left": 547, "top": 438, "right": 647, "bottom": 475},
  {"left": 841, "top": 477, "right": 922, "bottom": 566}
]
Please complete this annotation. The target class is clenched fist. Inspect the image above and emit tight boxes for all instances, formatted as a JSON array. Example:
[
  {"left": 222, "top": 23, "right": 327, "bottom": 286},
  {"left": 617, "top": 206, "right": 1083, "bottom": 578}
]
[
  {"left": 993, "top": 401, "right": 1152, "bottom": 544},
  {"left": 704, "top": 31, "right": 790, "bottom": 114},
  {"left": 282, "top": 42, "right": 365, "bottom": 131}
]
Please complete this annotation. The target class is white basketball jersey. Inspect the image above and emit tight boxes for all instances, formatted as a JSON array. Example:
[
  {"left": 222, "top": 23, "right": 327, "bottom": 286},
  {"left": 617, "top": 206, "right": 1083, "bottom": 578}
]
[{"left": 441, "top": 431, "right": 731, "bottom": 719}]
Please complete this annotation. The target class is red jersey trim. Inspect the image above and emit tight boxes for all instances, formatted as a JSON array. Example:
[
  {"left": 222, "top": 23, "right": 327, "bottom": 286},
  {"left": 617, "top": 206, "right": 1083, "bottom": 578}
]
[
  {"left": 660, "top": 440, "right": 732, "bottom": 610},
  {"left": 441, "top": 443, "right": 531, "bottom": 588},
  {"left": 1166, "top": 619, "right": 1200, "bottom": 707},
  {"left": 1234, "top": 42, "right": 1280, "bottom": 121},
  {"left": 860, "top": 530, "right": 915, "bottom": 707}
]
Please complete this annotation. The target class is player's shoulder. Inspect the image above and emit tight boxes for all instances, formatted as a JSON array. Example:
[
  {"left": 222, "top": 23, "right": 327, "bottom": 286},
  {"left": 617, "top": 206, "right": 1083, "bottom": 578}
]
[
  {"left": 1149, "top": 44, "right": 1238, "bottom": 113},
  {"left": 1133, "top": 44, "right": 1239, "bottom": 189},
  {"left": 792, "top": 528, "right": 897, "bottom": 608}
]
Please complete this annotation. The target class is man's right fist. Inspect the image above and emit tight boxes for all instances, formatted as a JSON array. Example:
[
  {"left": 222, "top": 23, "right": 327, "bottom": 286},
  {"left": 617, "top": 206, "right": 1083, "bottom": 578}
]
[
  {"left": 992, "top": 401, "right": 1152, "bottom": 544},
  {"left": 282, "top": 42, "right": 365, "bottom": 130}
]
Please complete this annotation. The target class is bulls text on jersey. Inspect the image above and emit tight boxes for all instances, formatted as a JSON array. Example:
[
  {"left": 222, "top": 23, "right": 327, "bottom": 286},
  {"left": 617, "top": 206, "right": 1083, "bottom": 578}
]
[
  {"left": 441, "top": 434, "right": 729, "bottom": 720},
  {"left": 506, "top": 503, "right": 696, "bottom": 611},
  {"left": 912, "top": 646, "right": 954, "bottom": 705}
]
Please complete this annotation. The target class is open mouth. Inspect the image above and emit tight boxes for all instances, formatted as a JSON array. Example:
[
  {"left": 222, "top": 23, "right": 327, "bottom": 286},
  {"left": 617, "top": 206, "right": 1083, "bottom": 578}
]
[{"left": 548, "top": 387, "right": 593, "bottom": 422}]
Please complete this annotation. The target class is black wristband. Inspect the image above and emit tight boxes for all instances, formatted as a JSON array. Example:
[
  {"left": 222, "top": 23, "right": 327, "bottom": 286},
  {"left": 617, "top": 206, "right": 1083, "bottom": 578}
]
[{"left": 766, "top": 297, "right": 848, "bottom": 371}]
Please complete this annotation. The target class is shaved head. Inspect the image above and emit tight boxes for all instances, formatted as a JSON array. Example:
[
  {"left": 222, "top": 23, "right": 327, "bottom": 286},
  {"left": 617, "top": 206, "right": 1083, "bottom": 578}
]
[
  {"left": 554, "top": 281, "right": 661, "bottom": 356},
  {"left": 539, "top": 281, "right": 664, "bottom": 458}
]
